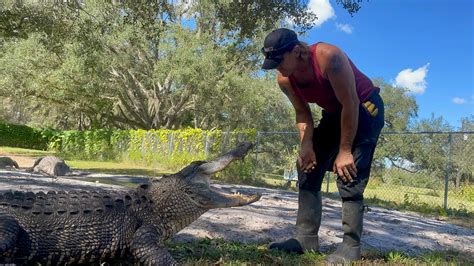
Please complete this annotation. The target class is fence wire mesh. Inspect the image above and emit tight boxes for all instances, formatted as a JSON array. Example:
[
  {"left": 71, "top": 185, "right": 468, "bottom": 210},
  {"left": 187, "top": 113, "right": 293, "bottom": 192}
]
[{"left": 252, "top": 131, "right": 474, "bottom": 213}]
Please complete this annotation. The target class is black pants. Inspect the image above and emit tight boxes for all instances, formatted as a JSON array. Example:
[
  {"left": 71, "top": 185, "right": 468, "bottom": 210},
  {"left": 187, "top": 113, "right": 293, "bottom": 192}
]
[{"left": 298, "top": 91, "right": 385, "bottom": 202}]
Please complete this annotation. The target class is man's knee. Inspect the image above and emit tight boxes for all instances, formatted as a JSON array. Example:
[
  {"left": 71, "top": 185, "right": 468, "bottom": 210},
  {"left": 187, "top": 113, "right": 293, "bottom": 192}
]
[
  {"left": 336, "top": 169, "right": 370, "bottom": 201},
  {"left": 297, "top": 166, "right": 326, "bottom": 192},
  {"left": 299, "top": 172, "right": 325, "bottom": 191},
  {"left": 337, "top": 184, "right": 365, "bottom": 201}
]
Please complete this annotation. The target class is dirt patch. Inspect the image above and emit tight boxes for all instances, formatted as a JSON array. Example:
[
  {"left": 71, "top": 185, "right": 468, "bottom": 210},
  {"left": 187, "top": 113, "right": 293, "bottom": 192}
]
[
  {"left": 1, "top": 169, "right": 472, "bottom": 258},
  {"left": 0, "top": 154, "right": 37, "bottom": 169},
  {"left": 174, "top": 183, "right": 474, "bottom": 257}
]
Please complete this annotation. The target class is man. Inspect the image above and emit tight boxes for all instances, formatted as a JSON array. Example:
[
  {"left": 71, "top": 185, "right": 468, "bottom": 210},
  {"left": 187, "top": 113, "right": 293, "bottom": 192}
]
[{"left": 262, "top": 28, "right": 384, "bottom": 264}]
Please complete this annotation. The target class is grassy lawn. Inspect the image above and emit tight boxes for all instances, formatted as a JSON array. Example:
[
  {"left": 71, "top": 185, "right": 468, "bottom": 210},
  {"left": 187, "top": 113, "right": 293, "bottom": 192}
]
[
  {"left": 0, "top": 146, "right": 53, "bottom": 157},
  {"left": 0, "top": 146, "right": 171, "bottom": 176},
  {"left": 67, "top": 160, "right": 170, "bottom": 177},
  {"left": 257, "top": 175, "right": 474, "bottom": 229},
  {"left": 262, "top": 175, "right": 473, "bottom": 210},
  {"left": 167, "top": 238, "right": 470, "bottom": 265},
  {"left": 328, "top": 181, "right": 472, "bottom": 213}
]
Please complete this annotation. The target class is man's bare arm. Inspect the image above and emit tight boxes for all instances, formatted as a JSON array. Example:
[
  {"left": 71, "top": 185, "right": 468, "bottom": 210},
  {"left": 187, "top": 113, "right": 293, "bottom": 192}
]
[
  {"left": 322, "top": 45, "right": 359, "bottom": 181},
  {"left": 277, "top": 75, "right": 316, "bottom": 172}
]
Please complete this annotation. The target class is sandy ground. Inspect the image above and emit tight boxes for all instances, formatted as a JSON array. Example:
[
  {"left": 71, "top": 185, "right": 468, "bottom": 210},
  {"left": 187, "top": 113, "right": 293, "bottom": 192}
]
[
  {"left": 0, "top": 154, "right": 37, "bottom": 168},
  {"left": 0, "top": 167, "right": 473, "bottom": 259}
]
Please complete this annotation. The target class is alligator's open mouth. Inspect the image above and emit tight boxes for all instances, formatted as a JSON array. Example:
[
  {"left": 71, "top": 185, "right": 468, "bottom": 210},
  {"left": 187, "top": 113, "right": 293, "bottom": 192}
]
[{"left": 179, "top": 142, "right": 261, "bottom": 209}]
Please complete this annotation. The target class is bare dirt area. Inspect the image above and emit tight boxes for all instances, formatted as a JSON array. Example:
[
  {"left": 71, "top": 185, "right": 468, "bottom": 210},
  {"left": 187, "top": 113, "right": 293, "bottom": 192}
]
[
  {"left": 1, "top": 168, "right": 473, "bottom": 260},
  {"left": 0, "top": 154, "right": 37, "bottom": 169}
]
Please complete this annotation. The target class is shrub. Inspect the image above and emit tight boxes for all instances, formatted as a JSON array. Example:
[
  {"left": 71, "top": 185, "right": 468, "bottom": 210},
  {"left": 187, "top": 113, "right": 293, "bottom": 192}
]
[{"left": 0, "top": 122, "right": 58, "bottom": 150}]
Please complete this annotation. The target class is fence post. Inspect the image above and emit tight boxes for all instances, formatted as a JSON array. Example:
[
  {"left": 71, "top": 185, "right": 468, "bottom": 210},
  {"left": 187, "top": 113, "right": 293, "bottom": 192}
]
[
  {"left": 326, "top": 172, "right": 330, "bottom": 193},
  {"left": 253, "top": 132, "right": 261, "bottom": 179},
  {"left": 443, "top": 133, "right": 452, "bottom": 211},
  {"left": 168, "top": 132, "right": 174, "bottom": 156},
  {"left": 141, "top": 133, "right": 146, "bottom": 157},
  {"left": 203, "top": 133, "right": 209, "bottom": 157}
]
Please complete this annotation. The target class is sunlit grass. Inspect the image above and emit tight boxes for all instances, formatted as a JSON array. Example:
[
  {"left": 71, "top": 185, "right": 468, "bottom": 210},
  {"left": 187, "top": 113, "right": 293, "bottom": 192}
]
[
  {"left": 167, "top": 238, "right": 471, "bottom": 265},
  {"left": 0, "top": 146, "right": 52, "bottom": 157},
  {"left": 67, "top": 159, "right": 171, "bottom": 176},
  {"left": 260, "top": 173, "right": 473, "bottom": 212},
  {"left": 0, "top": 146, "right": 172, "bottom": 176},
  {"left": 260, "top": 175, "right": 473, "bottom": 228}
]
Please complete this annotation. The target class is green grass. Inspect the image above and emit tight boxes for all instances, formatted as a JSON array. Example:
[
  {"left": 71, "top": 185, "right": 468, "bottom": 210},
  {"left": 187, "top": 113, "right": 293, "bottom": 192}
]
[
  {"left": 0, "top": 146, "right": 172, "bottom": 177},
  {"left": 109, "top": 239, "right": 472, "bottom": 265},
  {"left": 167, "top": 238, "right": 471, "bottom": 265},
  {"left": 261, "top": 175, "right": 473, "bottom": 212},
  {"left": 0, "top": 146, "right": 53, "bottom": 157},
  {"left": 169, "top": 239, "right": 325, "bottom": 265},
  {"left": 67, "top": 159, "right": 170, "bottom": 176}
]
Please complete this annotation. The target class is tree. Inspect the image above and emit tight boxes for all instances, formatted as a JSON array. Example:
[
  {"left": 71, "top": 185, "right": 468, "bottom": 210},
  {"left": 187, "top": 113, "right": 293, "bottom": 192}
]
[
  {"left": 450, "top": 115, "right": 474, "bottom": 188},
  {"left": 410, "top": 114, "right": 453, "bottom": 183},
  {"left": 371, "top": 79, "right": 419, "bottom": 172},
  {"left": 0, "top": 1, "right": 365, "bottom": 130},
  {"left": 373, "top": 79, "right": 418, "bottom": 132}
]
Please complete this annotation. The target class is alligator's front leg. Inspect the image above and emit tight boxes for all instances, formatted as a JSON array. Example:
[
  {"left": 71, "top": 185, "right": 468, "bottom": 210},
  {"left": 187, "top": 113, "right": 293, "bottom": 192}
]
[
  {"left": 0, "top": 213, "right": 20, "bottom": 259},
  {"left": 131, "top": 225, "right": 176, "bottom": 266}
]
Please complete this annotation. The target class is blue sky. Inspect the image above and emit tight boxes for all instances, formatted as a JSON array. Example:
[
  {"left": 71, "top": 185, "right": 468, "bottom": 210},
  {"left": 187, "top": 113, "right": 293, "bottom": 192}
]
[{"left": 295, "top": 0, "right": 473, "bottom": 129}]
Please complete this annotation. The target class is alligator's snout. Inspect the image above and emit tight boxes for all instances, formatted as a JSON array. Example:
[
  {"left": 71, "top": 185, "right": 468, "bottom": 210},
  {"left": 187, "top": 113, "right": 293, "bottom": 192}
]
[
  {"left": 177, "top": 142, "right": 261, "bottom": 209},
  {"left": 204, "top": 188, "right": 262, "bottom": 208}
]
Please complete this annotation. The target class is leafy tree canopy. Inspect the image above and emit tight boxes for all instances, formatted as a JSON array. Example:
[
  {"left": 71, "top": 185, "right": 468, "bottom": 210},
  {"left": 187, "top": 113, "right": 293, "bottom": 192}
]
[{"left": 0, "top": 0, "right": 366, "bottom": 130}]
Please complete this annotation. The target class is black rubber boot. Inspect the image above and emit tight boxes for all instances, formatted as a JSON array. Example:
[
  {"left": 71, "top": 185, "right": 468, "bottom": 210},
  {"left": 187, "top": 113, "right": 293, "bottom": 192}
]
[
  {"left": 268, "top": 189, "right": 322, "bottom": 254},
  {"left": 326, "top": 200, "right": 364, "bottom": 265}
]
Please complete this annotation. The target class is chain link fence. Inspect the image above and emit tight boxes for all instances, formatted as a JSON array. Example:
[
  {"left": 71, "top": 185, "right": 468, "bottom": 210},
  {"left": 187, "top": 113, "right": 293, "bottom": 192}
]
[
  {"left": 77, "top": 129, "right": 472, "bottom": 214},
  {"left": 252, "top": 131, "right": 474, "bottom": 214}
]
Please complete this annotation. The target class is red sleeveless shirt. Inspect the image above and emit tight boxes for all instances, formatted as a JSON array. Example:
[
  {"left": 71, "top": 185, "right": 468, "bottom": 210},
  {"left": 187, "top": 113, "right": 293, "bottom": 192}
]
[{"left": 289, "top": 43, "right": 379, "bottom": 113}]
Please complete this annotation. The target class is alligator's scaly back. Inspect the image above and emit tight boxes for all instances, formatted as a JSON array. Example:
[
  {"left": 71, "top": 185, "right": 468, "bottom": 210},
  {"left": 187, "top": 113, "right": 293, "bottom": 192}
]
[
  {"left": 0, "top": 157, "right": 19, "bottom": 169},
  {"left": 0, "top": 187, "right": 152, "bottom": 264},
  {"left": 0, "top": 142, "right": 261, "bottom": 265},
  {"left": 33, "top": 156, "right": 71, "bottom": 176}
]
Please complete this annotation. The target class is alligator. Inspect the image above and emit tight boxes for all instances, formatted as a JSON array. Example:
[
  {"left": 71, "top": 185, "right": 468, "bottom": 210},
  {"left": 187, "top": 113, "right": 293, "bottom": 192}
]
[
  {"left": 32, "top": 155, "right": 71, "bottom": 176},
  {"left": 0, "top": 157, "right": 19, "bottom": 169},
  {"left": 0, "top": 142, "right": 260, "bottom": 265}
]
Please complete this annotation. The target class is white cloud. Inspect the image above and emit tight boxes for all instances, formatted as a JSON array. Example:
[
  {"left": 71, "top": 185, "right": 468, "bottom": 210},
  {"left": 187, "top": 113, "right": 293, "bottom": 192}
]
[
  {"left": 307, "top": 0, "right": 336, "bottom": 27},
  {"left": 336, "top": 23, "right": 353, "bottom": 34},
  {"left": 286, "top": 0, "right": 335, "bottom": 27},
  {"left": 393, "top": 63, "right": 430, "bottom": 94},
  {"left": 452, "top": 97, "right": 467, "bottom": 104}
]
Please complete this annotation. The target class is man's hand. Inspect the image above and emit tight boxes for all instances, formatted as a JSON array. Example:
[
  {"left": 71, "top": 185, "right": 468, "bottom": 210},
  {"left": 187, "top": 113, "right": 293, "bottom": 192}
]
[
  {"left": 298, "top": 142, "right": 317, "bottom": 173},
  {"left": 333, "top": 150, "right": 357, "bottom": 182}
]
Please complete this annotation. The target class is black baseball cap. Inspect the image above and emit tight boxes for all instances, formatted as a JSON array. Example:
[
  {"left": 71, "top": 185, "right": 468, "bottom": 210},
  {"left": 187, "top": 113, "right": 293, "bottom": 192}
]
[{"left": 261, "top": 28, "right": 299, "bottom": 70}]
